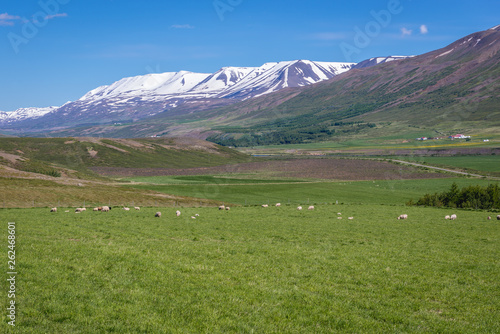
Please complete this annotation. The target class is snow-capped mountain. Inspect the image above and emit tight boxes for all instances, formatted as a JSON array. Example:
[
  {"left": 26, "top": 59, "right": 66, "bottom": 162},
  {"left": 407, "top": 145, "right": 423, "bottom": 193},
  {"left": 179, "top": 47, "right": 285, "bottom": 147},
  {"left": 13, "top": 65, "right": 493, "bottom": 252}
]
[
  {"left": 0, "top": 106, "right": 58, "bottom": 125},
  {"left": 352, "top": 56, "right": 412, "bottom": 69},
  {"left": 2, "top": 60, "right": 355, "bottom": 131},
  {"left": 78, "top": 60, "right": 354, "bottom": 102}
]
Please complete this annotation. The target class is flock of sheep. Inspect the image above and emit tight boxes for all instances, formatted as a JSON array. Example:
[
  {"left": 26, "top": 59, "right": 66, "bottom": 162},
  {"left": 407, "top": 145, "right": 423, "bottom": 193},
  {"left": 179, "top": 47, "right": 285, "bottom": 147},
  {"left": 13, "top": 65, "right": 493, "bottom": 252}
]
[
  {"left": 260, "top": 203, "right": 355, "bottom": 220},
  {"left": 49, "top": 205, "right": 500, "bottom": 221}
]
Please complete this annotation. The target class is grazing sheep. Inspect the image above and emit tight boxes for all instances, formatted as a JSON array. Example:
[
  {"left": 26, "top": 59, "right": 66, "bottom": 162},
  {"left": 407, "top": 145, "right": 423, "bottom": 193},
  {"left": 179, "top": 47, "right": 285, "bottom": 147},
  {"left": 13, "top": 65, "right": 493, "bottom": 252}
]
[
  {"left": 191, "top": 216, "right": 196, "bottom": 219},
  {"left": 225, "top": 207, "right": 230, "bottom": 211},
  {"left": 338, "top": 217, "right": 343, "bottom": 220},
  {"left": 134, "top": 207, "right": 140, "bottom": 211},
  {"left": 75, "top": 208, "right": 83, "bottom": 213},
  {"left": 262, "top": 204, "right": 269, "bottom": 208},
  {"left": 155, "top": 212, "right": 161, "bottom": 218},
  {"left": 195, "top": 214, "right": 200, "bottom": 217},
  {"left": 348, "top": 217, "right": 354, "bottom": 220},
  {"left": 337, "top": 213, "right": 342, "bottom": 215},
  {"left": 487, "top": 216, "right": 491, "bottom": 220},
  {"left": 176, "top": 210, "right": 181, "bottom": 217},
  {"left": 397, "top": 214, "right": 408, "bottom": 220},
  {"left": 308, "top": 206, "right": 315, "bottom": 210},
  {"left": 50, "top": 207, "right": 57, "bottom": 212},
  {"left": 497, "top": 215, "right": 500, "bottom": 220},
  {"left": 93, "top": 207, "right": 99, "bottom": 211},
  {"left": 276, "top": 203, "right": 281, "bottom": 207},
  {"left": 123, "top": 207, "right": 130, "bottom": 211},
  {"left": 450, "top": 214, "right": 457, "bottom": 220},
  {"left": 445, "top": 215, "right": 451, "bottom": 220},
  {"left": 219, "top": 205, "right": 225, "bottom": 210},
  {"left": 101, "top": 206, "right": 110, "bottom": 212},
  {"left": 297, "top": 206, "right": 303, "bottom": 211}
]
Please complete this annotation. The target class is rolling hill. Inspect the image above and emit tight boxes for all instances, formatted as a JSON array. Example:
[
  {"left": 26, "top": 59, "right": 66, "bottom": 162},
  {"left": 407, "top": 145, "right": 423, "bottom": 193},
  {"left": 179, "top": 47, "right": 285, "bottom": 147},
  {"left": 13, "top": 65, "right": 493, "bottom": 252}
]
[{"left": 0, "top": 137, "right": 250, "bottom": 178}]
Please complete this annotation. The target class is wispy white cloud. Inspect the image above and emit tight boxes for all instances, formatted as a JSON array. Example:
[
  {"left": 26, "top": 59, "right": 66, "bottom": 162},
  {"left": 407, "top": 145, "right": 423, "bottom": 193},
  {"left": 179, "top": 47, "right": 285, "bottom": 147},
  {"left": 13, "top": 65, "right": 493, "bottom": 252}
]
[
  {"left": 0, "top": 12, "right": 67, "bottom": 26},
  {"left": 420, "top": 24, "right": 429, "bottom": 34},
  {"left": 33, "top": 12, "right": 68, "bottom": 24},
  {"left": 171, "top": 24, "right": 195, "bottom": 29},
  {"left": 401, "top": 27, "right": 413, "bottom": 37},
  {"left": 0, "top": 12, "right": 22, "bottom": 26}
]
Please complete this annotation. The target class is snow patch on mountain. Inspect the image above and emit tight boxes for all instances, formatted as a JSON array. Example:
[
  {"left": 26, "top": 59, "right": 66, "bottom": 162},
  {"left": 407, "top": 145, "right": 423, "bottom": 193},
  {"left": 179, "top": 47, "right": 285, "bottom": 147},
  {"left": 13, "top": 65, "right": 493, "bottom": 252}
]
[
  {"left": 77, "top": 60, "right": 355, "bottom": 103},
  {"left": 0, "top": 106, "right": 58, "bottom": 124},
  {"left": 1, "top": 59, "right": 356, "bottom": 129}
]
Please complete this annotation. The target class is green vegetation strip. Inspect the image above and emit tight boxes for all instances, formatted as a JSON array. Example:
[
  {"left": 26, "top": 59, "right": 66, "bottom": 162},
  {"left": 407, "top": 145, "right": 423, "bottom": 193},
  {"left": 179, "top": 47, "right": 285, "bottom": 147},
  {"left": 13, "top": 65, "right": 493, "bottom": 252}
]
[
  {"left": 1, "top": 206, "right": 498, "bottom": 333},
  {"left": 125, "top": 177, "right": 497, "bottom": 206}
]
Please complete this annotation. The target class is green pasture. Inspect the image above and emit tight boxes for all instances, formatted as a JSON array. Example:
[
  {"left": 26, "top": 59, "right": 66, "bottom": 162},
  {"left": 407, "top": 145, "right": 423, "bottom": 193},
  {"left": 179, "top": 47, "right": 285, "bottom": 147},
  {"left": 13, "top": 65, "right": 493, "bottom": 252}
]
[
  {"left": 395, "top": 155, "right": 500, "bottom": 175},
  {"left": 239, "top": 135, "right": 499, "bottom": 155},
  {"left": 125, "top": 177, "right": 498, "bottom": 206},
  {"left": 1, "top": 205, "right": 499, "bottom": 333}
]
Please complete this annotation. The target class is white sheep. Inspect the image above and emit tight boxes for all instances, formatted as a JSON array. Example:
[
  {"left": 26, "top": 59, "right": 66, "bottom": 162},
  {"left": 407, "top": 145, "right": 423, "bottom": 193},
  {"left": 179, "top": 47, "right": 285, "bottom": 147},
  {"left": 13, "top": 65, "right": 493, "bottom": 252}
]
[
  {"left": 123, "top": 207, "right": 130, "bottom": 211},
  {"left": 93, "top": 207, "right": 99, "bottom": 211},
  {"left": 134, "top": 207, "right": 140, "bottom": 211},
  {"left": 497, "top": 215, "right": 500, "bottom": 220},
  {"left": 308, "top": 206, "right": 315, "bottom": 210},
  {"left": 276, "top": 203, "right": 281, "bottom": 207},
  {"left": 450, "top": 214, "right": 457, "bottom": 220},
  {"left": 262, "top": 204, "right": 269, "bottom": 208},
  {"left": 397, "top": 214, "right": 408, "bottom": 220},
  {"left": 445, "top": 215, "right": 450, "bottom": 220},
  {"left": 155, "top": 212, "right": 161, "bottom": 218},
  {"left": 219, "top": 205, "right": 225, "bottom": 210},
  {"left": 297, "top": 206, "right": 303, "bottom": 211},
  {"left": 348, "top": 217, "right": 354, "bottom": 220},
  {"left": 176, "top": 210, "right": 181, "bottom": 217},
  {"left": 225, "top": 207, "right": 230, "bottom": 211},
  {"left": 101, "top": 206, "right": 110, "bottom": 212},
  {"left": 75, "top": 208, "right": 83, "bottom": 213},
  {"left": 50, "top": 207, "right": 57, "bottom": 212}
]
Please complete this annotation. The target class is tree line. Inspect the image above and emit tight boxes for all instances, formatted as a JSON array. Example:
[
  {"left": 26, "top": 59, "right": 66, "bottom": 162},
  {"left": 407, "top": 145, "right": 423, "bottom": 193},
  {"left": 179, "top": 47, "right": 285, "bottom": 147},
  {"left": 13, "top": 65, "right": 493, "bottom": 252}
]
[{"left": 409, "top": 182, "right": 500, "bottom": 210}]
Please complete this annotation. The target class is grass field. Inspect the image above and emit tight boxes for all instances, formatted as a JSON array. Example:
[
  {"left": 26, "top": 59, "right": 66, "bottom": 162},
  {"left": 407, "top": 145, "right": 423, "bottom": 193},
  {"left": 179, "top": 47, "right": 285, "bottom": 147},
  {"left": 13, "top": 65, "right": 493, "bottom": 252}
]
[
  {"left": 239, "top": 136, "right": 500, "bottom": 156},
  {"left": 1, "top": 145, "right": 499, "bottom": 332},
  {"left": 395, "top": 155, "right": 500, "bottom": 175},
  {"left": 1, "top": 205, "right": 499, "bottom": 333},
  {"left": 124, "top": 177, "right": 498, "bottom": 206}
]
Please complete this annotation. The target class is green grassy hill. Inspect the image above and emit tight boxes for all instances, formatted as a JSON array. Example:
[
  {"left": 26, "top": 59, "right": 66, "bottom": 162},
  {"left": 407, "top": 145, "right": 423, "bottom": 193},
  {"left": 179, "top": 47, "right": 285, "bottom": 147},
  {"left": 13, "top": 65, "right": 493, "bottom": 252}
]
[
  {"left": 0, "top": 137, "right": 250, "bottom": 208},
  {"left": 0, "top": 137, "right": 249, "bottom": 176}
]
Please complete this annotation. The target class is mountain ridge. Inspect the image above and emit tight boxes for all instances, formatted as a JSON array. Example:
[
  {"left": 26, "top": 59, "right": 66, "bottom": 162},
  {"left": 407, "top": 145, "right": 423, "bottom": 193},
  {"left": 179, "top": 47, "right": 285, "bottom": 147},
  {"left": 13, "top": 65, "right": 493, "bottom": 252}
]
[{"left": 0, "top": 60, "right": 355, "bottom": 133}]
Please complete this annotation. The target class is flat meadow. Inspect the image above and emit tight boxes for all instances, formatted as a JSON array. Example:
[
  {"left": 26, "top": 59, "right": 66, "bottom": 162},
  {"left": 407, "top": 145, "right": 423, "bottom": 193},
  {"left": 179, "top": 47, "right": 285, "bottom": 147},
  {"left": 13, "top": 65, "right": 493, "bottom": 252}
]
[{"left": 1, "top": 204, "right": 499, "bottom": 333}]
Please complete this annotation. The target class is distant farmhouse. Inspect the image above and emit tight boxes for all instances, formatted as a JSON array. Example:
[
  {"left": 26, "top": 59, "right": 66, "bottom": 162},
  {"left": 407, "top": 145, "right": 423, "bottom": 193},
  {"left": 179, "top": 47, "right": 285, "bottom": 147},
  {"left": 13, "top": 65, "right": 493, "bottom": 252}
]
[{"left": 449, "top": 134, "right": 471, "bottom": 139}]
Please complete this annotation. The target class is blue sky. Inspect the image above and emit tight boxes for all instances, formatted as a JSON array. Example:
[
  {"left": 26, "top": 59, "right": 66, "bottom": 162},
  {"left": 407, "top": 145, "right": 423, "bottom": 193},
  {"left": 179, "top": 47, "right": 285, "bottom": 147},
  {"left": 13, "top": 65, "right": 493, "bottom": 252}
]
[{"left": 0, "top": 0, "right": 499, "bottom": 111}]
